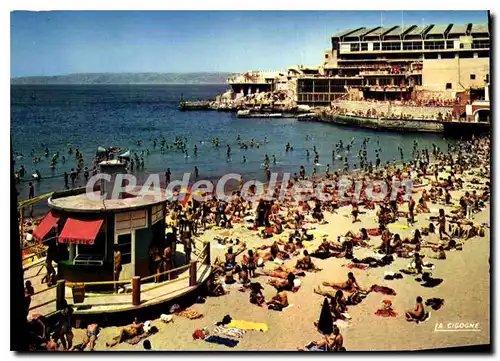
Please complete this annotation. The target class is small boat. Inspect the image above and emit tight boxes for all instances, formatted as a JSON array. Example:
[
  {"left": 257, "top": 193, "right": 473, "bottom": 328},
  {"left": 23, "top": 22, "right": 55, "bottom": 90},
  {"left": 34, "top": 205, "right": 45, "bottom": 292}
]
[
  {"left": 237, "top": 110, "right": 251, "bottom": 117},
  {"left": 119, "top": 150, "right": 131, "bottom": 160},
  {"left": 96, "top": 146, "right": 107, "bottom": 155}
]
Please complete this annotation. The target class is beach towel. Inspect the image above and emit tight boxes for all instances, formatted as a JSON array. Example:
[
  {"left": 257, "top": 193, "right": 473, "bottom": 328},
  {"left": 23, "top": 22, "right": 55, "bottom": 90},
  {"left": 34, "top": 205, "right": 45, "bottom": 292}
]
[
  {"left": 375, "top": 309, "right": 398, "bottom": 317},
  {"left": 306, "top": 344, "right": 327, "bottom": 351},
  {"left": 213, "top": 326, "right": 246, "bottom": 339},
  {"left": 302, "top": 241, "right": 314, "bottom": 248},
  {"left": 369, "top": 285, "right": 397, "bottom": 296},
  {"left": 227, "top": 320, "right": 268, "bottom": 332},
  {"left": 425, "top": 298, "right": 444, "bottom": 310},
  {"left": 367, "top": 228, "right": 381, "bottom": 236},
  {"left": 204, "top": 335, "right": 239, "bottom": 348},
  {"left": 310, "top": 230, "right": 327, "bottom": 238},
  {"left": 345, "top": 263, "right": 368, "bottom": 270},
  {"left": 176, "top": 310, "right": 204, "bottom": 319},
  {"left": 390, "top": 223, "right": 409, "bottom": 229}
]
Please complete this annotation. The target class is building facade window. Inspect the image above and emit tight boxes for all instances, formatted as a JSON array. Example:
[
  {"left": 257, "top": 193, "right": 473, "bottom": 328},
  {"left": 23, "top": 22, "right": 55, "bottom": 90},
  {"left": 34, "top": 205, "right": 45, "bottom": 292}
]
[
  {"left": 116, "top": 233, "right": 132, "bottom": 264},
  {"left": 470, "top": 74, "right": 476, "bottom": 80},
  {"left": 373, "top": 42, "right": 380, "bottom": 51},
  {"left": 361, "top": 43, "right": 368, "bottom": 51},
  {"left": 350, "top": 43, "right": 360, "bottom": 52},
  {"left": 446, "top": 83, "right": 452, "bottom": 90}
]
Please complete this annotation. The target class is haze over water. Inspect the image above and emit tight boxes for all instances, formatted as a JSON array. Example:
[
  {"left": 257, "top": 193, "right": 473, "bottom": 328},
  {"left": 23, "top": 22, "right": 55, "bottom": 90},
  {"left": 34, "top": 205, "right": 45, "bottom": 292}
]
[{"left": 12, "top": 84, "right": 453, "bottom": 203}]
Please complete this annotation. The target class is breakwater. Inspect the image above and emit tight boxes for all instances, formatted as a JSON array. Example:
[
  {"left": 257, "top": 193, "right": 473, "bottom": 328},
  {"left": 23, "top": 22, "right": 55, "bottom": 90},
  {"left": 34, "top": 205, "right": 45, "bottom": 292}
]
[{"left": 302, "top": 113, "right": 489, "bottom": 137}]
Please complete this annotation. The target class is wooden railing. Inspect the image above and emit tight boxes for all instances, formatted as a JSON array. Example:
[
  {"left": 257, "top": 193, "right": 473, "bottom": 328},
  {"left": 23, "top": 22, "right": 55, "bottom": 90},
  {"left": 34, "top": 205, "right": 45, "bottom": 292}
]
[{"left": 55, "top": 240, "right": 211, "bottom": 310}]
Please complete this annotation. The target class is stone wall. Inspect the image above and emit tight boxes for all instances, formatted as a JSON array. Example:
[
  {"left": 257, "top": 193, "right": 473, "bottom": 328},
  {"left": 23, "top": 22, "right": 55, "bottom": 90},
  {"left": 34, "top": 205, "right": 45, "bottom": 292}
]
[
  {"left": 332, "top": 100, "right": 453, "bottom": 119},
  {"left": 318, "top": 114, "right": 444, "bottom": 133}
]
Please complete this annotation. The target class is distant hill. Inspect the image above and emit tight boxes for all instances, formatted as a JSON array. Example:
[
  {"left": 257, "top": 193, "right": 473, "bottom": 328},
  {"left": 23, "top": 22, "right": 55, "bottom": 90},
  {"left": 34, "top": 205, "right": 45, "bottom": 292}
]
[{"left": 10, "top": 72, "right": 232, "bottom": 85}]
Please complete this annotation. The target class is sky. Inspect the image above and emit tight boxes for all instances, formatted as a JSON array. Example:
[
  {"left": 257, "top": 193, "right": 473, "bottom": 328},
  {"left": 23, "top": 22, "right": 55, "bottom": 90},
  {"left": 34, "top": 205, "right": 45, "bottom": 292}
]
[{"left": 10, "top": 10, "right": 489, "bottom": 77}]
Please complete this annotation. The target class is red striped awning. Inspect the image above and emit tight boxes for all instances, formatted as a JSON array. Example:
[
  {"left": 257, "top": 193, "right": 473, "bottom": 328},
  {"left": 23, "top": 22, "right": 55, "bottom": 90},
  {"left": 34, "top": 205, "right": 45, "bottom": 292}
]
[
  {"left": 33, "top": 211, "right": 60, "bottom": 241},
  {"left": 58, "top": 218, "right": 104, "bottom": 245}
]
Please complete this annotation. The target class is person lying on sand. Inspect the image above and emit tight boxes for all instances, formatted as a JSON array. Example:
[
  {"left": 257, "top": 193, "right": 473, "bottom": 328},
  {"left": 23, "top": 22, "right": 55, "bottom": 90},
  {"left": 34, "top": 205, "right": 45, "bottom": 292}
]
[
  {"left": 106, "top": 318, "right": 144, "bottom": 347},
  {"left": 429, "top": 246, "right": 446, "bottom": 260},
  {"left": 262, "top": 265, "right": 306, "bottom": 278},
  {"left": 74, "top": 323, "right": 99, "bottom": 351},
  {"left": 322, "top": 272, "right": 363, "bottom": 293}
]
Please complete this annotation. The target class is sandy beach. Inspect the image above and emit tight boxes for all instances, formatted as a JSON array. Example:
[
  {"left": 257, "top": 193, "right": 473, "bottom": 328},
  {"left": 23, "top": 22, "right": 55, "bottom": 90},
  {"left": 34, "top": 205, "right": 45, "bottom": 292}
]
[{"left": 69, "top": 151, "right": 490, "bottom": 351}]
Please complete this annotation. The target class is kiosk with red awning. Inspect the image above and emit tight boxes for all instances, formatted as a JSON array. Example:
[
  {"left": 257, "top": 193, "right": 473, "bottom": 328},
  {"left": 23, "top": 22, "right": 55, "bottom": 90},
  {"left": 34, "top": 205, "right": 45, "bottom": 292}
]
[
  {"left": 32, "top": 211, "right": 60, "bottom": 241},
  {"left": 58, "top": 218, "right": 104, "bottom": 245}
]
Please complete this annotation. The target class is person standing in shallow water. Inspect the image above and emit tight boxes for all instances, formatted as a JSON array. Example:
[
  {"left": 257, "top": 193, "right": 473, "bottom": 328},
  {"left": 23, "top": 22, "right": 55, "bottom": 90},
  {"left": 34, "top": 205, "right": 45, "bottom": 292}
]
[
  {"left": 28, "top": 182, "right": 34, "bottom": 199},
  {"left": 165, "top": 168, "right": 171, "bottom": 186}
]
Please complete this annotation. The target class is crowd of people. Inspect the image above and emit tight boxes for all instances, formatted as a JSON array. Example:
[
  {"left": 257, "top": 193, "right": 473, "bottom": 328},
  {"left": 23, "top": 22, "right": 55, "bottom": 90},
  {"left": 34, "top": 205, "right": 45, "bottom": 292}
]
[
  {"left": 23, "top": 130, "right": 490, "bottom": 351},
  {"left": 329, "top": 104, "right": 454, "bottom": 121}
]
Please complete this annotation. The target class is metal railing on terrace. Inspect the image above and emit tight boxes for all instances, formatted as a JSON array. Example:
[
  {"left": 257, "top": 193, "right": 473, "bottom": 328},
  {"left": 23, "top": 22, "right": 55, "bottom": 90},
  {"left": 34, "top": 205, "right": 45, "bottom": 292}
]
[{"left": 30, "top": 239, "right": 211, "bottom": 314}]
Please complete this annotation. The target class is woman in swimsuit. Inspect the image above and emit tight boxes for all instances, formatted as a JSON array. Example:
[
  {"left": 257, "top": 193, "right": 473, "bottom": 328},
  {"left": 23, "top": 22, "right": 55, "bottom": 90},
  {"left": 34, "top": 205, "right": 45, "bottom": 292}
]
[{"left": 322, "top": 272, "right": 360, "bottom": 292}]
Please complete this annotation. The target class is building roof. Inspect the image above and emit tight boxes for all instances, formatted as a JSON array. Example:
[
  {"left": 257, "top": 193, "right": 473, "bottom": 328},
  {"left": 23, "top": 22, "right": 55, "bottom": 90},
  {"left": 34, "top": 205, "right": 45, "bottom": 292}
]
[
  {"left": 426, "top": 24, "right": 450, "bottom": 36},
  {"left": 49, "top": 186, "right": 168, "bottom": 213},
  {"left": 333, "top": 23, "right": 489, "bottom": 40},
  {"left": 345, "top": 27, "right": 370, "bottom": 38},
  {"left": 384, "top": 25, "right": 415, "bottom": 37},
  {"left": 365, "top": 26, "right": 398, "bottom": 38},
  {"left": 404, "top": 25, "right": 426, "bottom": 36},
  {"left": 448, "top": 24, "right": 468, "bottom": 35},
  {"left": 471, "top": 24, "right": 489, "bottom": 34},
  {"left": 332, "top": 27, "right": 364, "bottom": 38}
]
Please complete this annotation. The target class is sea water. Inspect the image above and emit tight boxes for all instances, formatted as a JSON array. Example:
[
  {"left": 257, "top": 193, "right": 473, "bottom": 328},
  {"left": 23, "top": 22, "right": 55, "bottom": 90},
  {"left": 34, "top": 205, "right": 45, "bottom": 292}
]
[{"left": 11, "top": 84, "right": 453, "bottom": 204}]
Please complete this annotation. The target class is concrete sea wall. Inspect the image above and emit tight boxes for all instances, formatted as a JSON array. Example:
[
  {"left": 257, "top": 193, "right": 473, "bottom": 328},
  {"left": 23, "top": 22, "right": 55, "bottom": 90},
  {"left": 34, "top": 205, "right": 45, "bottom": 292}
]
[{"left": 319, "top": 114, "right": 445, "bottom": 133}]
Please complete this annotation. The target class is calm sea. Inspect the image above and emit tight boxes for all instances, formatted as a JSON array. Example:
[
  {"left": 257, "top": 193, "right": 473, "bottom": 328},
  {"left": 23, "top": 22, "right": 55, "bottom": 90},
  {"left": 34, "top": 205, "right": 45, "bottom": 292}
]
[{"left": 12, "top": 84, "right": 453, "bottom": 205}]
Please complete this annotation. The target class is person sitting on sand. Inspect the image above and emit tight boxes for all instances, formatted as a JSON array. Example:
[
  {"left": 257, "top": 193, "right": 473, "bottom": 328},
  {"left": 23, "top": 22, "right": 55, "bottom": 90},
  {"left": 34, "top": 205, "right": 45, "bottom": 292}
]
[
  {"left": 416, "top": 197, "right": 430, "bottom": 213},
  {"left": 322, "top": 272, "right": 361, "bottom": 293},
  {"left": 412, "top": 253, "right": 423, "bottom": 274},
  {"left": 313, "top": 287, "right": 347, "bottom": 320},
  {"left": 299, "top": 326, "right": 344, "bottom": 352},
  {"left": 267, "top": 272, "right": 296, "bottom": 292},
  {"left": 299, "top": 334, "right": 335, "bottom": 352},
  {"left": 267, "top": 290, "right": 289, "bottom": 311},
  {"left": 249, "top": 282, "right": 266, "bottom": 306},
  {"left": 206, "top": 273, "right": 226, "bottom": 296},
  {"left": 405, "top": 296, "right": 426, "bottom": 322},
  {"left": 281, "top": 238, "right": 297, "bottom": 255},
  {"left": 273, "top": 218, "right": 283, "bottom": 234},
  {"left": 106, "top": 318, "right": 144, "bottom": 348},
  {"left": 295, "top": 250, "right": 314, "bottom": 270}
]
